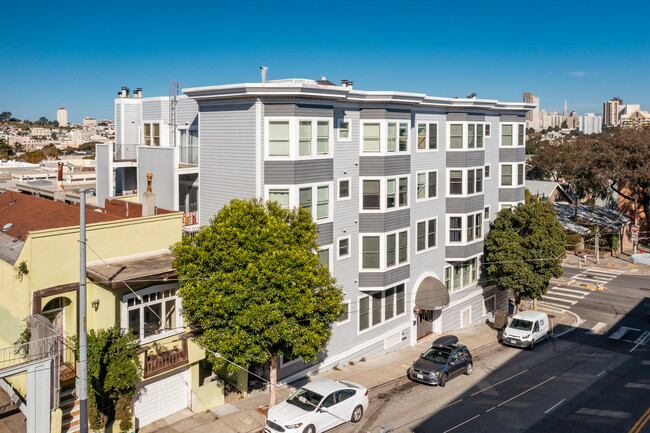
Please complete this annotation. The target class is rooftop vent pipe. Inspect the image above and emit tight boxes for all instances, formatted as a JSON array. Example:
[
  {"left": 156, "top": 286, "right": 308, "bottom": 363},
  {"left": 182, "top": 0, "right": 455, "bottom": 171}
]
[
  {"left": 119, "top": 87, "right": 130, "bottom": 98},
  {"left": 341, "top": 80, "right": 353, "bottom": 88},
  {"left": 134, "top": 88, "right": 143, "bottom": 99},
  {"left": 260, "top": 66, "right": 268, "bottom": 83}
]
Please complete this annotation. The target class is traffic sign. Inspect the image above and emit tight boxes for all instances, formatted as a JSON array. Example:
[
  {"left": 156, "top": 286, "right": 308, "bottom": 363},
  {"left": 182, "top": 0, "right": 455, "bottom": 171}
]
[{"left": 631, "top": 224, "right": 639, "bottom": 234}]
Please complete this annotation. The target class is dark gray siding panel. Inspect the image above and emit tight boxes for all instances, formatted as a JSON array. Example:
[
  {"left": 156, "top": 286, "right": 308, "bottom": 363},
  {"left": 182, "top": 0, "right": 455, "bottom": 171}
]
[
  {"left": 447, "top": 113, "right": 467, "bottom": 121},
  {"left": 445, "top": 241, "right": 484, "bottom": 260},
  {"left": 500, "top": 115, "right": 518, "bottom": 122},
  {"left": 499, "top": 188, "right": 525, "bottom": 202},
  {"left": 317, "top": 222, "right": 333, "bottom": 246},
  {"left": 446, "top": 152, "right": 484, "bottom": 167},
  {"left": 264, "top": 104, "right": 295, "bottom": 116},
  {"left": 466, "top": 195, "right": 484, "bottom": 213},
  {"left": 446, "top": 198, "right": 467, "bottom": 214},
  {"left": 514, "top": 187, "right": 525, "bottom": 201},
  {"left": 359, "top": 155, "right": 410, "bottom": 176},
  {"left": 359, "top": 209, "right": 410, "bottom": 233},
  {"left": 359, "top": 265, "right": 410, "bottom": 287},
  {"left": 499, "top": 148, "right": 526, "bottom": 162},
  {"left": 468, "top": 114, "right": 486, "bottom": 122},
  {"left": 264, "top": 160, "right": 334, "bottom": 184},
  {"left": 446, "top": 196, "right": 484, "bottom": 214},
  {"left": 360, "top": 109, "right": 411, "bottom": 120},
  {"left": 265, "top": 103, "right": 333, "bottom": 117}
]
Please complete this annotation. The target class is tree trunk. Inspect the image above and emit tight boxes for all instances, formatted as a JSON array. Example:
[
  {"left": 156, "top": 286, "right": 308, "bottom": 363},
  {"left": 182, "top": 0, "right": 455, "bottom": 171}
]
[
  {"left": 533, "top": 298, "right": 538, "bottom": 311},
  {"left": 513, "top": 292, "right": 521, "bottom": 316},
  {"left": 269, "top": 354, "right": 278, "bottom": 409}
]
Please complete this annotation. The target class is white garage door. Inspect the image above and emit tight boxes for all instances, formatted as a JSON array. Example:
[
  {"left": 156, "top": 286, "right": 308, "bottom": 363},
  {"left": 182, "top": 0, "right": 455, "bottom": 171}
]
[{"left": 133, "top": 368, "right": 189, "bottom": 427}]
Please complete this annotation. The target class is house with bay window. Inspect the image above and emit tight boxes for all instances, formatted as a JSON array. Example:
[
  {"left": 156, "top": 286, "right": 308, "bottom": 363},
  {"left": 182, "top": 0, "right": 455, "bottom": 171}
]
[{"left": 96, "top": 74, "right": 532, "bottom": 383}]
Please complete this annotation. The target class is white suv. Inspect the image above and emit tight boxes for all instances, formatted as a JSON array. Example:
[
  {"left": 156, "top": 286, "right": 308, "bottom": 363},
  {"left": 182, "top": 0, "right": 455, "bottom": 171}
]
[{"left": 265, "top": 379, "right": 369, "bottom": 433}]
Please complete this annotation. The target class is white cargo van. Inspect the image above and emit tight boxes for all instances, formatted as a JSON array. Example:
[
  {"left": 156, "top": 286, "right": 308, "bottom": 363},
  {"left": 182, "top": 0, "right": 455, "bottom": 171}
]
[{"left": 501, "top": 310, "right": 550, "bottom": 349}]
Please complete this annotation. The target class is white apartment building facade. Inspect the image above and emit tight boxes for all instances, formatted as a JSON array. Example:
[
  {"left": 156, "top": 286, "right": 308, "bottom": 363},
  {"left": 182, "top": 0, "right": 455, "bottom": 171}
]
[
  {"left": 57, "top": 107, "right": 68, "bottom": 126},
  {"left": 97, "top": 77, "right": 532, "bottom": 381},
  {"left": 579, "top": 113, "right": 603, "bottom": 134}
]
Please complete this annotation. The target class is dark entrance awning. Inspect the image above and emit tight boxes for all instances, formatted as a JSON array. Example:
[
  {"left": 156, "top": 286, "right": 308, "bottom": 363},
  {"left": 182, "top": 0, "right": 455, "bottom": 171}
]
[{"left": 415, "top": 277, "right": 449, "bottom": 311}]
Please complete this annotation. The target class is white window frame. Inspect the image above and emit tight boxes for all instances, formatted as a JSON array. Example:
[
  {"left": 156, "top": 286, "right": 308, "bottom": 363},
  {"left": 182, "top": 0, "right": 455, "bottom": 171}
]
[
  {"left": 483, "top": 294, "right": 496, "bottom": 317},
  {"left": 357, "top": 282, "right": 407, "bottom": 335},
  {"left": 338, "top": 177, "right": 351, "bottom": 201},
  {"left": 415, "top": 121, "right": 439, "bottom": 152},
  {"left": 415, "top": 217, "right": 438, "bottom": 254},
  {"left": 359, "top": 230, "right": 409, "bottom": 272},
  {"left": 415, "top": 170, "right": 438, "bottom": 201},
  {"left": 499, "top": 163, "right": 517, "bottom": 188},
  {"left": 264, "top": 117, "right": 333, "bottom": 160},
  {"left": 143, "top": 122, "right": 161, "bottom": 146},
  {"left": 446, "top": 168, "right": 483, "bottom": 197},
  {"left": 121, "top": 283, "right": 182, "bottom": 344},
  {"left": 264, "top": 182, "right": 334, "bottom": 223},
  {"left": 499, "top": 202, "right": 523, "bottom": 211},
  {"left": 337, "top": 300, "right": 351, "bottom": 326},
  {"left": 337, "top": 235, "right": 351, "bottom": 260},
  {"left": 318, "top": 245, "right": 333, "bottom": 269},
  {"left": 446, "top": 213, "right": 483, "bottom": 246},
  {"left": 359, "top": 175, "right": 410, "bottom": 213},
  {"left": 446, "top": 122, "right": 489, "bottom": 151},
  {"left": 359, "top": 119, "right": 411, "bottom": 155},
  {"left": 517, "top": 163, "right": 525, "bottom": 186},
  {"left": 484, "top": 205, "right": 491, "bottom": 221},
  {"left": 445, "top": 255, "right": 482, "bottom": 293},
  {"left": 484, "top": 164, "right": 491, "bottom": 179},
  {"left": 499, "top": 122, "right": 518, "bottom": 148},
  {"left": 337, "top": 118, "right": 351, "bottom": 142},
  {"left": 518, "top": 123, "right": 526, "bottom": 147},
  {"left": 279, "top": 356, "right": 304, "bottom": 368},
  {"left": 485, "top": 122, "right": 492, "bottom": 138}
]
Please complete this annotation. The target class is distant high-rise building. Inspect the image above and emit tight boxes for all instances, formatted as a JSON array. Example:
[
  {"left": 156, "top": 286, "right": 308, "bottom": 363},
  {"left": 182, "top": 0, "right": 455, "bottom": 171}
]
[
  {"left": 57, "top": 107, "right": 68, "bottom": 126},
  {"left": 563, "top": 100, "right": 567, "bottom": 119},
  {"left": 566, "top": 110, "right": 579, "bottom": 130},
  {"left": 618, "top": 104, "right": 640, "bottom": 118},
  {"left": 579, "top": 113, "right": 602, "bottom": 134},
  {"left": 620, "top": 110, "right": 650, "bottom": 128},
  {"left": 542, "top": 110, "right": 563, "bottom": 129},
  {"left": 523, "top": 92, "right": 540, "bottom": 130},
  {"left": 603, "top": 97, "right": 623, "bottom": 127},
  {"left": 83, "top": 117, "right": 97, "bottom": 126}
]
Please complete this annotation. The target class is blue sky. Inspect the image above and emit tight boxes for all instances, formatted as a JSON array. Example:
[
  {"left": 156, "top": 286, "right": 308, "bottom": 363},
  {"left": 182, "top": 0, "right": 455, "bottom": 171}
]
[{"left": 1, "top": 0, "right": 648, "bottom": 123}]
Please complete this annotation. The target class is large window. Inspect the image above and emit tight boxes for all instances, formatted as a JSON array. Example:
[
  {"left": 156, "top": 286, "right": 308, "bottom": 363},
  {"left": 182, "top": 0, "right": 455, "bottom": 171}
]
[
  {"left": 299, "top": 121, "right": 312, "bottom": 156},
  {"left": 363, "top": 180, "right": 381, "bottom": 209},
  {"left": 517, "top": 163, "right": 525, "bottom": 186},
  {"left": 318, "top": 248, "right": 330, "bottom": 268},
  {"left": 125, "top": 286, "right": 180, "bottom": 341},
  {"left": 417, "top": 219, "right": 437, "bottom": 252},
  {"left": 467, "top": 168, "right": 483, "bottom": 195},
  {"left": 363, "top": 123, "right": 381, "bottom": 152},
  {"left": 269, "top": 189, "right": 290, "bottom": 209},
  {"left": 501, "top": 124, "right": 513, "bottom": 146},
  {"left": 417, "top": 123, "right": 438, "bottom": 150},
  {"left": 317, "top": 186, "right": 329, "bottom": 219},
  {"left": 449, "top": 217, "right": 462, "bottom": 243},
  {"left": 299, "top": 120, "right": 330, "bottom": 156},
  {"left": 501, "top": 165, "right": 513, "bottom": 186},
  {"left": 417, "top": 171, "right": 437, "bottom": 200},
  {"left": 450, "top": 171, "right": 463, "bottom": 195},
  {"left": 518, "top": 124, "right": 525, "bottom": 147},
  {"left": 445, "top": 258, "right": 480, "bottom": 292},
  {"left": 299, "top": 187, "right": 312, "bottom": 213},
  {"left": 317, "top": 121, "right": 330, "bottom": 154},
  {"left": 387, "top": 123, "right": 408, "bottom": 152},
  {"left": 362, "top": 236, "right": 380, "bottom": 269},
  {"left": 362, "top": 231, "right": 408, "bottom": 270},
  {"left": 269, "top": 121, "right": 290, "bottom": 156},
  {"left": 338, "top": 121, "right": 350, "bottom": 140},
  {"left": 358, "top": 283, "right": 406, "bottom": 332},
  {"left": 468, "top": 124, "right": 484, "bottom": 149},
  {"left": 450, "top": 124, "right": 463, "bottom": 149},
  {"left": 144, "top": 123, "right": 160, "bottom": 146},
  {"left": 338, "top": 179, "right": 350, "bottom": 199},
  {"left": 179, "top": 129, "right": 199, "bottom": 165}
]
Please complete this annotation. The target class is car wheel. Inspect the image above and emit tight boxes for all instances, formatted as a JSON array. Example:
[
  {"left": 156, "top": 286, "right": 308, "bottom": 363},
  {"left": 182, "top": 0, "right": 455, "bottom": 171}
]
[
  {"left": 439, "top": 373, "right": 448, "bottom": 387},
  {"left": 351, "top": 405, "right": 364, "bottom": 423},
  {"left": 303, "top": 425, "right": 316, "bottom": 433},
  {"left": 545, "top": 332, "right": 549, "bottom": 341},
  {"left": 465, "top": 362, "right": 473, "bottom": 375},
  {"left": 530, "top": 340, "right": 535, "bottom": 350}
]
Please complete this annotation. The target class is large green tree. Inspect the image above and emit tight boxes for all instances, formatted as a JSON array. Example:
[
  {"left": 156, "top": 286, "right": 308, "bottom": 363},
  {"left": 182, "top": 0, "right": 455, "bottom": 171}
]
[
  {"left": 484, "top": 199, "right": 566, "bottom": 314},
  {"left": 171, "top": 198, "right": 344, "bottom": 407}
]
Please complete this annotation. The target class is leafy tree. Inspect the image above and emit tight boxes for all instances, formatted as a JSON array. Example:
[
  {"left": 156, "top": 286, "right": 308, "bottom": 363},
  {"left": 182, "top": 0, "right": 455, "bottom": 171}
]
[
  {"left": 484, "top": 200, "right": 565, "bottom": 314},
  {"left": 70, "top": 326, "right": 141, "bottom": 432},
  {"left": 553, "top": 125, "right": 560, "bottom": 132},
  {"left": 17, "top": 150, "right": 46, "bottom": 164},
  {"left": 0, "top": 111, "right": 11, "bottom": 122},
  {"left": 172, "top": 198, "right": 344, "bottom": 407},
  {"left": 0, "top": 139, "right": 13, "bottom": 157}
]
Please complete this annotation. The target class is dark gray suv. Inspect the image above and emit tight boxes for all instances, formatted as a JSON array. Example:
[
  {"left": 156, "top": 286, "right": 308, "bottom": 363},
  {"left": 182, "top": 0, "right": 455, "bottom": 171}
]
[{"left": 407, "top": 335, "right": 473, "bottom": 386}]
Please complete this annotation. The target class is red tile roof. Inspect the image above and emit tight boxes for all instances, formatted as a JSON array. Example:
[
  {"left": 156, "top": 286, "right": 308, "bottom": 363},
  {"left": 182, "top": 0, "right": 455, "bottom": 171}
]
[{"left": 0, "top": 192, "right": 122, "bottom": 240}]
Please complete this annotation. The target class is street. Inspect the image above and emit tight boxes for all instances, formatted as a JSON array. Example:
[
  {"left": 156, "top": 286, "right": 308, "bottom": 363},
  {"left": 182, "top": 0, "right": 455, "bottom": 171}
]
[{"left": 333, "top": 267, "right": 650, "bottom": 433}]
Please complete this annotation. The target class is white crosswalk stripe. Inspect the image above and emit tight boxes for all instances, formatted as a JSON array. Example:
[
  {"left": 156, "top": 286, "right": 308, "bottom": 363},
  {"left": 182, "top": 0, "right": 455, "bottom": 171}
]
[{"left": 539, "top": 267, "right": 623, "bottom": 312}]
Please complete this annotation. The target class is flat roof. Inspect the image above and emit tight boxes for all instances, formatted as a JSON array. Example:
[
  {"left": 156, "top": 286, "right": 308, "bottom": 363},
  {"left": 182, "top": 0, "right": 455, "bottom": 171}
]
[{"left": 86, "top": 250, "right": 175, "bottom": 288}]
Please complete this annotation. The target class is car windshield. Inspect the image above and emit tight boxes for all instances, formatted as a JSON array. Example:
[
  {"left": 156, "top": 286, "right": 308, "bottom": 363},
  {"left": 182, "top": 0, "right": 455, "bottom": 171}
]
[
  {"left": 421, "top": 347, "right": 451, "bottom": 364},
  {"left": 509, "top": 318, "right": 533, "bottom": 331},
  {"left": 286, "top": 388, "right": 323, "bottom": 412}
]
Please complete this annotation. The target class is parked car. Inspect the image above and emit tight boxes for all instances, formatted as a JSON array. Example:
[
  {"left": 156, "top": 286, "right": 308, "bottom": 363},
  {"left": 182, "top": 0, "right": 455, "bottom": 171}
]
[
  {"left": 265, "top": 379, "right": 369, "bottom": 433},
  {"left": 501, "top": 310, "right": 550, "bottom": 349},
  {"left": 407, "top": 335, "right": 473, "bottom": 387}
]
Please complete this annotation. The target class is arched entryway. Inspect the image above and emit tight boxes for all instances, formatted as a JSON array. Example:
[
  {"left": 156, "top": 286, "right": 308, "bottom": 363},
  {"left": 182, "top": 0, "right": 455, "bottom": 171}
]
[
  {"left": 414, "top": 277, "right": 449, "bottom": 339},
  {"left": 41, "top": 297, "right": 71, "bottom": 335}
]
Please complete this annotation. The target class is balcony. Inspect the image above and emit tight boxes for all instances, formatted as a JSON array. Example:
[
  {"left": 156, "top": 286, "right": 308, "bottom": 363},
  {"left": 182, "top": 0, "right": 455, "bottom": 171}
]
[
  {"left": 180, "top": 203, "right": 198, "bottom": 227},
  {"left": 143, "top": 339, "right": 188, "bottom": 378},
  {"left": 114, "top": 143, "right": 138, "bottom": 161},
  {"left": 179, "top": 144, "right": 198, "bottom": 167}
]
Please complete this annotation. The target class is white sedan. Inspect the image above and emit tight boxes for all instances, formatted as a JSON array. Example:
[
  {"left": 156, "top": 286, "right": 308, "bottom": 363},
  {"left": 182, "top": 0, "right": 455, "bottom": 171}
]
[{"left": 265, "top": 379, "right": 369, "bottom": 433}]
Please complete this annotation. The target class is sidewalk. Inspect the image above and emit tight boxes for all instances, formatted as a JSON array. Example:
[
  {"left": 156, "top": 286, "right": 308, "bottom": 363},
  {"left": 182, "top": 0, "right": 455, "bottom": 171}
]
[
  {"left": 563, "top": 250, "right": 650, "bottom": 274},
  {"left": 143, "top": 310, "right": 579, "bottom": 433}
]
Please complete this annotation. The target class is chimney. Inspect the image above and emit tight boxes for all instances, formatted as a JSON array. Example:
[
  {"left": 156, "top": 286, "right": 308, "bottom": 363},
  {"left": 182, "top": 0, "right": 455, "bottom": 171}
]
[
  {"left": 260, "top": 66, "right": 268, "bottom": 83},
  {"left": 134, "top": 88, "right": 143, "bottom": 99},
  {"left": 119, "top": 87, "right": 130, "bottom": 99},
  {"left": 142, "top": 173, "right": 156, "bottom": 217},
  {"left": 54, "top": 162, "right": 66, "bottom": 202},
  {"left": 341, "top": 80, "right": 353, "bottom": 88}
]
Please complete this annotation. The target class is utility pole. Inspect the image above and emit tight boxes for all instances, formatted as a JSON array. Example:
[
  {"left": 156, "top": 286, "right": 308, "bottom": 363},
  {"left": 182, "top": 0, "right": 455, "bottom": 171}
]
[
  {"left": 79, "top": 189, "right": 89, "bottom": 433},
  {"left": 633, "top": 187, "right": 638, "bottom": 255},
  {"left": 595, "top": 224, "right": 600, "bottom": 264}
]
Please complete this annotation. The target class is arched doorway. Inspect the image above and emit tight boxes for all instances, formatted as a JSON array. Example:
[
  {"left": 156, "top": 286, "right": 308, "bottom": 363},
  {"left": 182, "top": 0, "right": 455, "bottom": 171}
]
[
  {"left": 414, "top": 277, "right": 449, "bottom": 339},
  {"left": 41, "top": 297, "right": 71, "bottom": 334}
]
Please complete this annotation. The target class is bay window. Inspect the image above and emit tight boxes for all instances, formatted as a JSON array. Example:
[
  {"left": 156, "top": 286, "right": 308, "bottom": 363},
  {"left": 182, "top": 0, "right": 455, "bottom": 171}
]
[
  {"left": 269, "top": 121, "right": 290, "bottom": 156},
  {"left": 363, "top": 123, "right": 381, "bottom": 152},
  {"left": 501, "top": 124, "right": 513, "bottom": 146},
  {"left": 125, "top": 286, "right": 180, "bottom": 341}
]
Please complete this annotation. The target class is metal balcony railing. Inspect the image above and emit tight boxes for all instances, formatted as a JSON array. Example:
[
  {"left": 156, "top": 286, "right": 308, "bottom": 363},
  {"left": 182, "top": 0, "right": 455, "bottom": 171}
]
[
  {"left": 179, "top": 145, "right": 198, "bottom": 166},
  {"left": 179, "top": 203, "right": 198, "bottom": 226}
]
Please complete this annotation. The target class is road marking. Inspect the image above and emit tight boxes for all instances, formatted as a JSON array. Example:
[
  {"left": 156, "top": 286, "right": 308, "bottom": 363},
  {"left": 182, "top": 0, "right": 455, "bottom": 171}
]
[
  {"left": 628, "top": 407, "right": 650, "bottom": 433},
  {"left": 625, "top": 383, "right": 650, "bottom": 390},
  {"left": 551, "top": 287, "right": 590, "bottom": 295},
  {"left": 630, "top": 331, "right": 650, "bottom": 353},
  {"left": 469, "top": 369, "right": 529, "bottom": 397},
  {"left": 597, "top": 369, "right": 608, "bottom": 377},
  {"left": 537, "top": 303, "right": 566, "bottom": 313},
  {"left": 538, "top": 301, "right": 571, "bottom": 311},
  {"left": 496, "top": 375, "right": 557, "bottom": 407},
  {"left": 576, "top": 408, "right": 631, "bottom": 418},
  {"left": 586, "top": 267, "right": 625, "bottom": 275},
  {"left": 609, "top": 327, "right": 639, "bottom": 340},
  {"left": 547, "top": 290, "right": 585, "bottom": 299},
  {"left": 543, "top": 295, "right": 577, "bottom": 305},
  {"left": 587, "top": 322, "right": 608, "bottom": 335},
  {"left": 442, "top": 415, "right": 480, "bottom": 433},
  {"left": 545, "top": 399, "right": 566, "bottom": 414}
]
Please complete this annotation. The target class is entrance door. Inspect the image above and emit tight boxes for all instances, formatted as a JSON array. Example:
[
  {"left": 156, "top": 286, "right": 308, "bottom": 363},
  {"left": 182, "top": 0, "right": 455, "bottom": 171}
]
[{"left": 417, "top": 310, "right": 434, "bottom": 339}]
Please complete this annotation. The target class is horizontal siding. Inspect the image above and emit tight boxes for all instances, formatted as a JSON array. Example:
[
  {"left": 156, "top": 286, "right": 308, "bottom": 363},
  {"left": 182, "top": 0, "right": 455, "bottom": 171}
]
[
  {"left": 142, "top": 99, "right": 166, "bottom": 123},
  {"left": 447, "top": 112, "right": 467, "bottom": 121},
  {"left": 137, "top": 147, "right": 176, "bottom": 210},
  {"left": 123, "top": 104, "right": 141, "bottom": 145},
  {"left": 499, "top": 147, "right": 526, "bottom": 162},
  {"left": 445, "top": 241, "right": 484, "bottom": 260},
  {"left": 95, "top": 144, "right": 110, "bottom": 205},
  {"left": 359, "top": 155, "right": 410, "bottom": 176},
  {"left": 177, "top": 97, "right": 198, "bottom": 127},
  {"left": 264, "top": 103, "right": 333, "bottom": 117},
  {"left": 360, "top": 108, "right": 410, "bottom": 120},
  {"left": 441, "top": 290, "right": 485, "bottom": 332},
  {"left": 499, "top": 187, "right": 525, "bottom": 202},
  {"left": 446, "top": 151, "right": 485, "bottom": 167},
  {"left": 264, "top": 160, "right": 334, "bottom": 184},
  {"left": 468, "top": 114, "right": 486, "bottom": 122},
  {"left": 466, "top": 151, "right": 485, "bottom": 167},
  {"left": 445, "top": 196, "right": 484, "bottom": 214},
  {"left": 317, "top": 222, "right": 333, "bottom": 246},
  {"left": 359, "top": 265, "right": 410, "bottom": 287},
  {"left": 359, "top": 209, "right": 410, "bottom": 233}
]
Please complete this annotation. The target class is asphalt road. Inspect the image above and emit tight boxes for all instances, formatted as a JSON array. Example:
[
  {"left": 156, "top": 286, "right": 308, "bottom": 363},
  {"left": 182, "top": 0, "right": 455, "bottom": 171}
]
[{"left": 336, "top": 268, "right": 650, "bottom": 433}]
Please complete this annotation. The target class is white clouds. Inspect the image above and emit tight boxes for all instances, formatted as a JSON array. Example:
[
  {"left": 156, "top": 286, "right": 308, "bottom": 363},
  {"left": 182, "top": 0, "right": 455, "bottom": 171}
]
[{"left": 567, "top": 71, "right": 598, "bottom": 78}]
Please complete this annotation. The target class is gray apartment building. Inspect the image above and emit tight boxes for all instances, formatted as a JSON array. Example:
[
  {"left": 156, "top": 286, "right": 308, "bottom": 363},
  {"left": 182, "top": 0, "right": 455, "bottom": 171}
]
[{"left": 96, "top": 76, "right": 532, "bottom": 383}]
